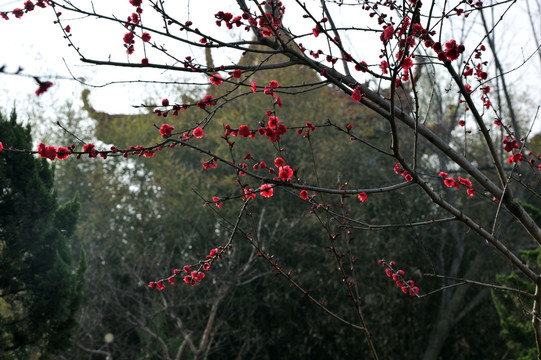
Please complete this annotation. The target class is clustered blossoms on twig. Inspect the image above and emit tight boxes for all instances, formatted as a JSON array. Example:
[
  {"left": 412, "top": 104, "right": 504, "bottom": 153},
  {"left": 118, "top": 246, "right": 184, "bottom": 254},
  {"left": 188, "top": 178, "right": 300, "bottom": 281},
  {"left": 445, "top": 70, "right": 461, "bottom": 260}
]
[
  {"left": 378, "top": 259, "right": 420, "bottom": 297},
  {"left": 438, "top": 172, "right": 475, "bottom": 197},
  {"left": 148, "top": 245, "right": 230, "bottom": 290}
]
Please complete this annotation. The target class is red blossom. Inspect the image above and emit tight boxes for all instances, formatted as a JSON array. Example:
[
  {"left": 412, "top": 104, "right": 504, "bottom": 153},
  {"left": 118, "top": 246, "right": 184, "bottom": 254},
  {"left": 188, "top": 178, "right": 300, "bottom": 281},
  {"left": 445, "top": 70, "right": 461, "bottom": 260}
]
[
  {"left": 161, "top": 98, "right": 169, "bottom": 106},
  {"left": 268, "top": 116, "right": 280, "bottom": 129},
  {"left": 35, "top": 81, "right": 53, "bottom": 96},
  {"left": 274, "top": 157, "right": 284, "bottom": 167},
  {"left": 354, "top": 61, "right": 368, "bottom": 72},
  {"left": 275, "top": 96, "right": 282, "bottom": 108},
  {"left": 191, "top": 271, "right": 205, "bottom": 282},
  {"left": 148, "top": 281, "right": 155, "bottom": 288},
  {"left": 210, "top": 73, "right": 223, "bottom": 86},
  {"left": 141, "top": 32, "right": 151, "bottom": 42},
  {"left": 444, "top": 177, "right": 457, "bottom": 188},
  {"left": 312, "top": 24, "right": 321, "bottom": 37},
  {"left": 0, "top": 142, "right": 3, "bottom": 152},
  {"left": 238, "top": 125, "right": 251, "bottom": 138},
  {"left": 168, "top": 276, "right": 175, "bottom": 285},
  {"left": 382, "top": 25, "right": 394, "bottom": 40},
  {"left": 37, "top": 143, "right": 57, "bottom": 161},
  {"left": 260, "top": 184, "right": 274, "bottom": 198},
  {"left": 358, "top": 192, "right": 367, "bottom": 202},
  {"left": 278, "top": 165, "right": 293, "bottom": 181},
  {"left": 299, "top": 190, "right": 309, "bottom": 200},
  {"left": 438, "top": 171, "right": 448, "bottom": 178},
  {"left": 380, "top": 60, "right": 389, "bottom": 74},
  {"left": 251, "top": 81, "right": 257, "bottom": 93},
  {"left": 36, "top": 0, "right": 47, "bottom": 8},
  {"left": 129, "top": 0, "right": 142, "bottom": 6},
  {"left": 351, "top": 88, "right": 362, "bottom": 102},
  {"left": 156, "top": 281, "right": 165, "bottom": 290},
  {"left": 141, "top": 58, "right": 149, "bottom": 66},
  {"left": 193, "top": 126, "right": 204, "bottom": 138},
  {"left": 269, "top": 80, "right": 279, "bottom": 89},
  {"left": 24, "top": 1, "right": 34, "bottom": 11},
  {"left": 56, "top": 146, "right": 71, "bottom": 160},
  {"left": 232, "top": 69, "right": 242, "bottom": 78},
  {"left": 508, "top": 153, "right": 524, "bottom": 163},
  {"left": 159, "top": 123, "right": 174, "bottom": 138},
  {"left": 244, "top": 188, "right": 257, "bottom": 199},
  {"left": 458, "top": 176, "right": 472, "bottom": 188},
  {"left": 13, "top": 8, "right": 23, "bottom": 18},
  {"left": 123, "top": 32, "right": 135, "bottom": 44},
  {"left": 212, "top": 196, "right": 222, "bottom": 208},
  {"left": 402, "top": 57, "right": 413, "bottom": 71},
  {"left": 197, "top": 95, "right": 216, "bottom": 109}
]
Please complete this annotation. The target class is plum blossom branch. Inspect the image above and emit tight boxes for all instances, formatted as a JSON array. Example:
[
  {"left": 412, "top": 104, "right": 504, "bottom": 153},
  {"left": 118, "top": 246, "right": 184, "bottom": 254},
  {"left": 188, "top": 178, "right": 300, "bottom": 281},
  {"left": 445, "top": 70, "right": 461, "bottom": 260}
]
[{"left": 424, "top": 273, "right": 534, "bottom": 298}]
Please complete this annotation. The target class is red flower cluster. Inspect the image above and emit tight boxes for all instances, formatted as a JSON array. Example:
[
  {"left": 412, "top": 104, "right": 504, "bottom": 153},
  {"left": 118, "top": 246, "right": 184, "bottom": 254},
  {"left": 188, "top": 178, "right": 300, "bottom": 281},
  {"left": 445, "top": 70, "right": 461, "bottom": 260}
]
[
  {"left": 258, "top": 116, "right": 287, "bottom": 142},
  {"left": 393, "top": 163, "right": 413, "bottom": 182},
  {"left": 502, "top": 136, "right": 524, "bottom": 164},
  {"left": 150, "top": 246, "right": 230, "bottom": 290},
  {"left": 257, "top": 11, "right": 283, "bottom": 37},
  {"left": 214, "top": 11, "right": 242, "bottom": 29},
  {"left": 197, "top": 95, "right": 216, "bottom": 109},
  {"left": 439, "top": 172, "right": 475, "bottom": 196},
  {"left": 244, "top": 188, "right": 257, "bottom": 199},
  {"left": 378, "top": 259, "right": 419, "bottom": 297},
  {"left": 351, "top": 88, "right": 362, "bottom": 102},
  {"left": 382, "top": 24, "right": 394, "bottom": 41},
  {"left": 433, "top": 40, "right": 465, "bottom": 62},
  {"left": 202, "top": 160, "right": 217, "bottom": 169},
  {"left": 212, "top": 196, "right": 222, "bottom": 208},
  {"left": 503, "top": 136, "right": 520, "bottom": 153},
  {"left": 37, "top": 143, "right": 71, "bottom": 161},
  {"left": 83, "top": 143, "right": 98, "bottom": 157},
  {"left": 278, "top": 165, "right": 293, "bottom": 181}
]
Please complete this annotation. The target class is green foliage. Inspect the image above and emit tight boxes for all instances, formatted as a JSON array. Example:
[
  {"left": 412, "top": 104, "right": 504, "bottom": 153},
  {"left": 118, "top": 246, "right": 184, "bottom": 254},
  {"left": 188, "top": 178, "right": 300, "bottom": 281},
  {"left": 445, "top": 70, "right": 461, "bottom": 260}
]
[
  {"left": 0, "top": 110, "right": 85, "bottom": 359},
  {"left": 493, "top": 202, "right": 541, "bottom": 359}
]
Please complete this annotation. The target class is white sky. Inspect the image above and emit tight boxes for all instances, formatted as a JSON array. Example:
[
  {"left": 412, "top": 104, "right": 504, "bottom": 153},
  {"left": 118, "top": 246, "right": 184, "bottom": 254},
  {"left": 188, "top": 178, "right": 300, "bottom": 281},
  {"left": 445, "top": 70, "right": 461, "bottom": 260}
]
[{"left": 0, "top": 1, "right": 540, "bottom": 131}]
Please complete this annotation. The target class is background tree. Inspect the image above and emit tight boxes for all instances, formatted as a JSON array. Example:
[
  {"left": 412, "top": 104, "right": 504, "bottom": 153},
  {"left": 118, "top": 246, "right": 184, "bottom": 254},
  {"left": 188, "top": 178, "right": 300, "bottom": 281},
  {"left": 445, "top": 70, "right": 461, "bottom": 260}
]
[{"left": 0, "top": 109, "right": 86, "bottom": 359}]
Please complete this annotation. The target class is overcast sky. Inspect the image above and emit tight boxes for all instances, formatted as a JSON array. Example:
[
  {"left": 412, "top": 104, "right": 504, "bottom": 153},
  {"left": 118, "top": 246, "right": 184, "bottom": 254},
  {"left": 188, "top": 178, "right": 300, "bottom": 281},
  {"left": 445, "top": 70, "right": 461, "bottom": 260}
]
[{"left": 1, "top": 1, "right": 540, "bottom": 133}]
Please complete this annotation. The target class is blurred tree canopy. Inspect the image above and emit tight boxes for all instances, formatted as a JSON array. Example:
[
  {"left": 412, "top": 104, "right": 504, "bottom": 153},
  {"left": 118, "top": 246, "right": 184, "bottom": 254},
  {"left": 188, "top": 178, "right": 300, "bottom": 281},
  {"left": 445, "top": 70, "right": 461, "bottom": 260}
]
[{"left": 0, "top": 110, "right": 86, "bottom": 359}]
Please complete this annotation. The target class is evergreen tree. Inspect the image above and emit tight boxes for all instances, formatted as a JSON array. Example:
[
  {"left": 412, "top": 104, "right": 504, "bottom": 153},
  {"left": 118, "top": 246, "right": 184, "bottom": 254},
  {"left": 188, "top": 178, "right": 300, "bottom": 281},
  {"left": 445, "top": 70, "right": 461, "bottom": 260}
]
[{"left": 0, "top": 109, "right": 86, "bottom": 359}]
